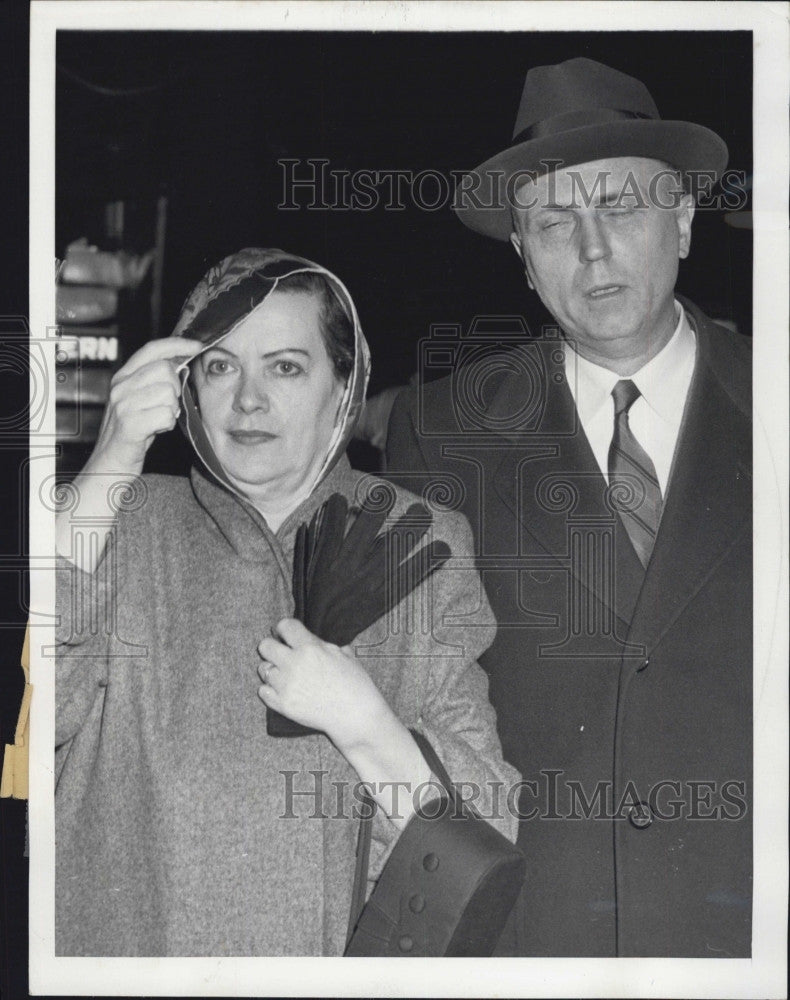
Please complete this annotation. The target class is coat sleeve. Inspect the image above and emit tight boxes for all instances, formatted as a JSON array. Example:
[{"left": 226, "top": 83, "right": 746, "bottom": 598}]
[
  {"left": 384, "top": 386, "right": 433, "bottom": 486},
  {"left": 55, "top": 529, "right": 121, "bottom": 748},
  {"left": 385, "top": 388, "right": 520, "bottom": 837},
  {"left": 363, "top": 504, "right": 520, "bottom": 886},
  {"left": 415, "top": 508, "right": 520, "bottom": 844},
  {"left": 350, "top": 504, "right": 524, "bottom": 956}
]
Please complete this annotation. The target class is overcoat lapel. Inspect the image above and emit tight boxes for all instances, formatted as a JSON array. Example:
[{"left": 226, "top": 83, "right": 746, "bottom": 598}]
[
  {"left": 627, "top": 336, "right": 751, "bottom": 651},
  {"left": 490, "top": 341, "right": 646, "bottom": 629}
]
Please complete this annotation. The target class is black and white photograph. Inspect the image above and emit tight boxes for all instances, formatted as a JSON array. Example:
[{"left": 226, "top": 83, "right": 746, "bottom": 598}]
[{"left": 1, "top": 1, "right": 786, "bottom": 997}]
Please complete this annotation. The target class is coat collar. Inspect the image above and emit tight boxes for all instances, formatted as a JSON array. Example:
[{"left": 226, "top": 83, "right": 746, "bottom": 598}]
[
  {"left": 490, "top": 307, "right": 750, "bottom": 643},
  {"left": 490, "top": 336, "right": 646, "bottom": 630},
  {"left": 190, "top": 454, "right": 359, "bottom": 566},
  {"left": 626, "top": 308, "right": 751, "bottom": 652}
]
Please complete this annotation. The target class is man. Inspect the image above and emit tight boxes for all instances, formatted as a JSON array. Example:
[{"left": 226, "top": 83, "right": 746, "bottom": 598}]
[{"left": 386, "top": 58, "right": 751, "bottom": 957}]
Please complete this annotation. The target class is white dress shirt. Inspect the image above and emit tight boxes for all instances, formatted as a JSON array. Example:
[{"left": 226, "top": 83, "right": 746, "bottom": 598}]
[{"left": 563, "top": 302, "right": 697, "bottom": 496}]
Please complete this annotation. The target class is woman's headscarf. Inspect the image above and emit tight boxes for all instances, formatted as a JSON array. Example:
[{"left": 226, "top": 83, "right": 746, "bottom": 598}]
[{"left": 170, "top": 248, "right": 371, "bottom": 501}]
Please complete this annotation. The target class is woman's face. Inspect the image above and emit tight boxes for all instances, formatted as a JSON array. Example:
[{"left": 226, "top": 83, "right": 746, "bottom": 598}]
[{"left": 191, "top": 290, "right": 346, "bottom": 504}]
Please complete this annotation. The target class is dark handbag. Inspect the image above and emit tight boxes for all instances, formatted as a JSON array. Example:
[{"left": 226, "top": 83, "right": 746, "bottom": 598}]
[
  {"left": 344, "top": 729, "right": 525, "bottom": 957},
  {"left": 267, "top": 491, "right": 450, "bottom": 737}
]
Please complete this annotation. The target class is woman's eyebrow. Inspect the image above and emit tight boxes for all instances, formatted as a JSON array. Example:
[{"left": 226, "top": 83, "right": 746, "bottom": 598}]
[
  {"left": 260, "top": 348, "right": 311, "bottom": 359},
  {"left": 202, "top": 344, "right": 238, "bottom": 359},
  {"left": 201, "top": 345, "right": 312, "bottom": 360}
]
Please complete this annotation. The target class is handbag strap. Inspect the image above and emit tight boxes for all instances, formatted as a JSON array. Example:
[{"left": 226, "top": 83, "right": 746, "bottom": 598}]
[
  {"left": 345, "top": 728, "right": 457, "bottom": 947},
  {"left": 346, "top": 788, "right": 374, "bottom": 947},
  {"left": 410, "top": 729, "right": 457, "bottom": 803}
]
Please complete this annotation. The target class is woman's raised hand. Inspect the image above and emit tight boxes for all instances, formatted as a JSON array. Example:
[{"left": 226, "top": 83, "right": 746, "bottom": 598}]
[
  {"left": 87, "top": 337, "right": 203, "bottom": 477},
  {"left": 56, "top": 337, "right": 202, "bottom": 572}
]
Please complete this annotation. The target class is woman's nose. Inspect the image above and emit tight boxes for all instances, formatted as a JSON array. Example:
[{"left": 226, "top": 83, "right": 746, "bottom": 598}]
[
  {"left": 232, "top": 373, "right": 270, "bottom": 413},
  {"left": 578, "top": 213, "right": 611, "bottom": 263}
]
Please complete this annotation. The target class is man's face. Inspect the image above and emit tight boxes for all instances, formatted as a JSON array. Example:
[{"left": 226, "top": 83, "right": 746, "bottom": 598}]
[{"left": 510, "top": 157, "right": 695, "bottom": 366}]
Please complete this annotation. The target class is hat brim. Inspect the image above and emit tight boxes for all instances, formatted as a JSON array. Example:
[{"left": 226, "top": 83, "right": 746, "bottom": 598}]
[{"left": 454, "top": 120, "right": 728, "bottom": 240}]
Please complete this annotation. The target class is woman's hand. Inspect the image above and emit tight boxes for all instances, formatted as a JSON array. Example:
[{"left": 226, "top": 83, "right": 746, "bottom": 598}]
[
  {"left": 56, "top": 336, "right": 202, "bottom": 571},
  {"left": 87, "top": 337, "right": 203, "bottom": 478},
  {"left": 258, "top": 618, "right": 432, "bottom": 830},
  {"left": 257, "top": 618, "right": 388, "bottom": 748}
]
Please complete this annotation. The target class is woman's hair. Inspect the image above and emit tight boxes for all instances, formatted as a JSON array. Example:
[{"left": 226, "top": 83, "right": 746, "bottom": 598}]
[{"left": 276, "top": 271, "right": 355, "bottom": 381}]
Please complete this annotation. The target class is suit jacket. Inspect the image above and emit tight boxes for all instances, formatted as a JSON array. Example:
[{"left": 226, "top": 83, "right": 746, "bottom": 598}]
[{"left": 385, "top": 298, "right": 752, "bottom": 957}]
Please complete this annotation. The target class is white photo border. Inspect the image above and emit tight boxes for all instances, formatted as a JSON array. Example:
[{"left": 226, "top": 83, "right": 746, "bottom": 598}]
[{"left": 29, "top": 2, "right": 789, "bottom": 996}]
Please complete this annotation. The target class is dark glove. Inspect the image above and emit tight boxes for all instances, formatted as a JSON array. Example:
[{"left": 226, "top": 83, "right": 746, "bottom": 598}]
[{"left": 267, "top": 491, "right": 451, "bottom": 737}]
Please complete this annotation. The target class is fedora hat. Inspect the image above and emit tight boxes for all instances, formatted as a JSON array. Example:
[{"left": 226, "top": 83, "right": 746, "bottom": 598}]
[{"left": 455, "top": 57, "right": 728, "bottom": 240}]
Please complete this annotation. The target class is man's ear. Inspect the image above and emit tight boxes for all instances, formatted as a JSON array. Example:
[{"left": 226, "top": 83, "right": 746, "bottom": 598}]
[
  {"left": 509, "top": 231, "right": 535, "bottom": 290},
  {"left": 676, "top": 193, "right": 696, "bottom": 260}
]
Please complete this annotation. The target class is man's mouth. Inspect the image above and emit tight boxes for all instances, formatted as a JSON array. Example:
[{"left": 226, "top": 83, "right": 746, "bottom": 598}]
[
  {"left": 587, "top": 285, "right": 623, "bottom": 300},
  {"left": 227, "top": 430, "right": 277, "bottom": 444}
]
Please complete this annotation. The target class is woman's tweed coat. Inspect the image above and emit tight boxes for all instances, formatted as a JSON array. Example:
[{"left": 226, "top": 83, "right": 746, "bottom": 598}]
[
  {"left": 55, "top": 456, "right": 519, "bottom": 955},
  {"left": 55, "top": 248, "right": 518, "bottom": 955}
]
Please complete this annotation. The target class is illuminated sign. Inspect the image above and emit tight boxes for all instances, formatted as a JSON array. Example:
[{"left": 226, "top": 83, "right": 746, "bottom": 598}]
[{"left": 57, "top": 336, "right": 119, "bottom": 364}]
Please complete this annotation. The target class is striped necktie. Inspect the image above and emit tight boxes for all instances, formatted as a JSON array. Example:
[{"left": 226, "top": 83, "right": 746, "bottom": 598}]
[{"left": 608, "top": 379, "right": 663, "bottom": 568}]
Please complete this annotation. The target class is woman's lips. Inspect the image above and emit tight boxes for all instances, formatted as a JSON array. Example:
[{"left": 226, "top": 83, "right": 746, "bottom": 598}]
[{"left": 227, "top": 430, "right": 277, "bottom": 444}]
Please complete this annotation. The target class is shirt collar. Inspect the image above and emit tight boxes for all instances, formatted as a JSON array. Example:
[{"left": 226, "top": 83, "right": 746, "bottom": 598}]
[
  {"left": 630, "top": 303, "right": 696, "bottom": 422},
  {"left": 564, "top": 301, "right": 696, "bottom": 425}
]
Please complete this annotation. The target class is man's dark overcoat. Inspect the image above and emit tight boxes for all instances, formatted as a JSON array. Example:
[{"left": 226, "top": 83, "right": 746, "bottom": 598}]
[{"left": 385, "top": 299, "right": 752, "bottom": 957}]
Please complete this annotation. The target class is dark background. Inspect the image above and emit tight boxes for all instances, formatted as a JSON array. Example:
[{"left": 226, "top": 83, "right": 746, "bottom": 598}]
[
  {"left": 1, "top": 3, "right": 30, "bottom": 999},
  {"left": 54, "top": 29, "right": 752, "bottom": 476},
  {"left": 2, "top": 19, "right": 751, "bottom": 999}
]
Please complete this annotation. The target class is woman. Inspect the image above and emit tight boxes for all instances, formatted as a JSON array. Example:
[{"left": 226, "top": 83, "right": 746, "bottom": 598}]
[{"left": 54, "top": 248, "right": 518, "bottom": 956}]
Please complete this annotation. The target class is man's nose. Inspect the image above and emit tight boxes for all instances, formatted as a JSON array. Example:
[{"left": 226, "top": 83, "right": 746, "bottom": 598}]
[
  {"left": 232, "top": 372, "right": 270, "bottom": 413},
  {"left": 578, "top": 213, "right": 611, "bottom": 263}
]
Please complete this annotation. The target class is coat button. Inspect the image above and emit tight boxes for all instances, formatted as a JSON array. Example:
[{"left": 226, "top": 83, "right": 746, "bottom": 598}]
[
  {"left": 409, "top": 893, "right": 426, "bottom": 913},
  {"left": 399, "top": 934, "right": 414, "bottom": 952},
  {"left": 628, "top": 802, "right": 653, "bottom": 829},
  {"left": 422, "top": 853, "right": 439, "bottom": 872}
]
